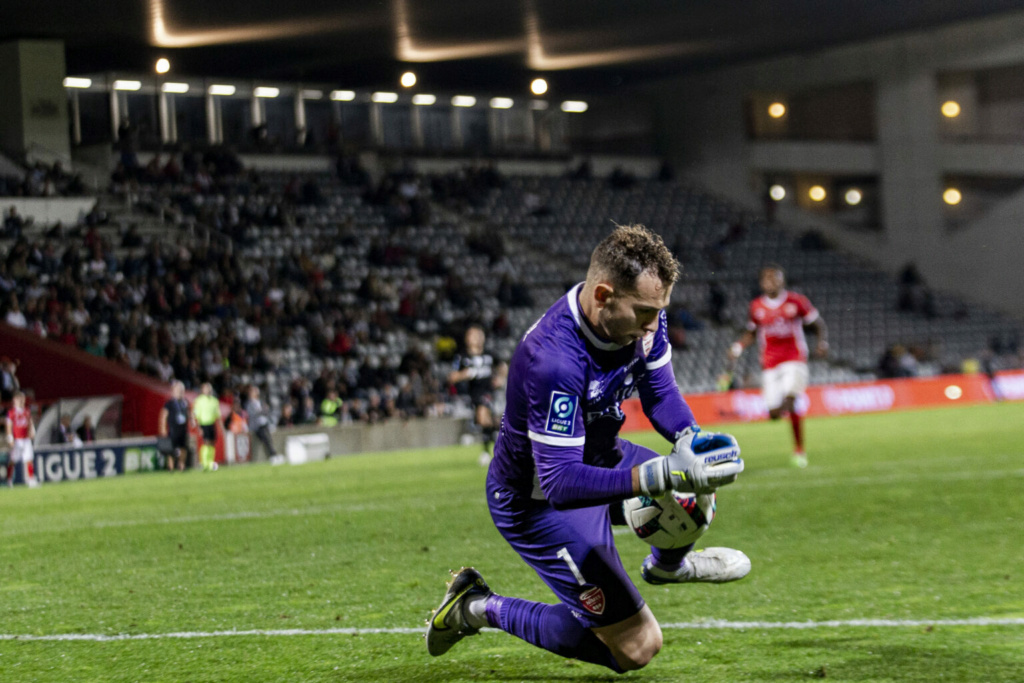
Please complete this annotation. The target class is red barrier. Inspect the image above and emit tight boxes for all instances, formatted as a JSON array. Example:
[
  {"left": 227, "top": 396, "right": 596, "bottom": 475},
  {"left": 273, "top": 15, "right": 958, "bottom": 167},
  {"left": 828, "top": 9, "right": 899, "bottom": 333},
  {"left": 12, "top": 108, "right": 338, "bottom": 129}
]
[
  {"left": 0, "top": 323, "right": 171, "bottom": 435},
  {"left": 622, "top": 371, "right": 1022, "bottom": 431}
]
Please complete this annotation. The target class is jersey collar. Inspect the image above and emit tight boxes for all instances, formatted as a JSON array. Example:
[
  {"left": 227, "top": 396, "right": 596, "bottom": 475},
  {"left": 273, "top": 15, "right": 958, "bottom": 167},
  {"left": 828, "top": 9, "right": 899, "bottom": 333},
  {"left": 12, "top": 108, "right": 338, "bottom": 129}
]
[
  {"left": 760, "top": 290, "right": 789, "bottom": 309},
  {"left": 567, "top": 283, "right": 626, "bottom": 351}
]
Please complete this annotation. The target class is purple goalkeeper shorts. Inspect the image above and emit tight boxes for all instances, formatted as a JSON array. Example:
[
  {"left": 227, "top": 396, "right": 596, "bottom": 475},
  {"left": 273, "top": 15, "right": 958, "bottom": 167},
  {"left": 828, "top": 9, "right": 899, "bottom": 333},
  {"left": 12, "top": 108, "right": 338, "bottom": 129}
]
[{"left": 485, "top": 439, "right": 658, "bottom": 629}]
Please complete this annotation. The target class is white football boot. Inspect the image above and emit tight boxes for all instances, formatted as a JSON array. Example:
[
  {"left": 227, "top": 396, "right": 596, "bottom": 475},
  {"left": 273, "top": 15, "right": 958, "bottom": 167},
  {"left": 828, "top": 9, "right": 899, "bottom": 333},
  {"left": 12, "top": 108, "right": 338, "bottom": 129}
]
[{"left": 641, "top": 547, "right": 750, "bottom": 584}]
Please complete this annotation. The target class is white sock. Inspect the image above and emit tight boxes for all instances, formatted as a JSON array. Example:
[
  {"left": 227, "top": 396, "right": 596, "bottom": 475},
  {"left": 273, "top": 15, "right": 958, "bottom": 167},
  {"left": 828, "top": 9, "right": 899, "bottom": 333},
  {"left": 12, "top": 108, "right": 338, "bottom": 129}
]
[{"left": 464, "top": 594, "right": 489, "bottom": 629}]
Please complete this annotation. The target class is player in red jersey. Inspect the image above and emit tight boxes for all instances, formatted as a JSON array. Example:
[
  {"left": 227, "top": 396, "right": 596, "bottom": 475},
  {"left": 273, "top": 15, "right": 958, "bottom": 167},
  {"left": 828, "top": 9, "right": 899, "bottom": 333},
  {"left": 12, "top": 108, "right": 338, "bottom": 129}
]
[
  {"left": 5, "top": 392, "right": 39, "bottom": 487},
  {"left": 727, "top": 266, "right": 828, "bottom": 467}
]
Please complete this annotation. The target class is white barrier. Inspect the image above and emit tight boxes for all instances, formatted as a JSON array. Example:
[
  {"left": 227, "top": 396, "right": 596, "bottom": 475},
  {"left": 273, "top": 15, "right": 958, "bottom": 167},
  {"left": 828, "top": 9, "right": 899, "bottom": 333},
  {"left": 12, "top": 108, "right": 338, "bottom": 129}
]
[{"left": 285, "top": 433, "right": 330, "bottom": 465}]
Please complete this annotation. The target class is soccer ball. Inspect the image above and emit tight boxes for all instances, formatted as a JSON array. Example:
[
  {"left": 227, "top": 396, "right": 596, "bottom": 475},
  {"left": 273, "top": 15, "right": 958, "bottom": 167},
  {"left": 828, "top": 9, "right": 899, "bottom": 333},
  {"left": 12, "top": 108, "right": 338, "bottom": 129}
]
[{"left": 622, "top": 492, "right": 716, "bottom": 549}]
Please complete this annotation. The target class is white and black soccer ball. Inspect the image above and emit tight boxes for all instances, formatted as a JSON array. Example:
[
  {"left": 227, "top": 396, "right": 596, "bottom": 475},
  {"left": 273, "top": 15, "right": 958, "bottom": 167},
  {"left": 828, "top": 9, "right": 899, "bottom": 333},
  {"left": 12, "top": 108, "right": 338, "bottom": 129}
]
[{"left": 622, "top": 492, "right": 716, "bottom": 549}]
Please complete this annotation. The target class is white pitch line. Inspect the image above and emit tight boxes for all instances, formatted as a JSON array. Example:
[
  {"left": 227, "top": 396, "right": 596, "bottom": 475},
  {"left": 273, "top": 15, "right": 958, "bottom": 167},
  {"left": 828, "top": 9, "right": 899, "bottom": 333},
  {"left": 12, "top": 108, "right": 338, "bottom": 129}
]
[{"left": 2, "top": 618, "right": 1022, "bottom": 642}]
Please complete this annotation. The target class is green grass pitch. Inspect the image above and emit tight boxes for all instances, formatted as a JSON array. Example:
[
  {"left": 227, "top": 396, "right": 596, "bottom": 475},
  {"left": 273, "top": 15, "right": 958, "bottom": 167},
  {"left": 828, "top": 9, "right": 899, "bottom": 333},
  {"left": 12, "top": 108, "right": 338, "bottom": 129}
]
[{"left": 1, "top": 402, "right": 1022, "bottom": 682}]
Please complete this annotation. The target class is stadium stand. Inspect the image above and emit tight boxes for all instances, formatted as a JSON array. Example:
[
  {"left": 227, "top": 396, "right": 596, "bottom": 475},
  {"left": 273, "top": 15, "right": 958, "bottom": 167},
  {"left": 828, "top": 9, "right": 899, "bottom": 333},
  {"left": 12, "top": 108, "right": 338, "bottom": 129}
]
[{"left": 1, "top": 153, "right": 1020, "bottom": 427}]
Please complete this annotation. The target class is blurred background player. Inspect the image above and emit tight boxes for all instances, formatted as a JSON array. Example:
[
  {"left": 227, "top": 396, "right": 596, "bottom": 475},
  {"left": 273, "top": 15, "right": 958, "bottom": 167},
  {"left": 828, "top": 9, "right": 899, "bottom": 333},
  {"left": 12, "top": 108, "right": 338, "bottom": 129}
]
[
  {"left": 427, "top": 225, "right": 746, "bottom": 673},
  {"left": 727, "top": 265, "right": 828, "bottom": 468},
  {"left": 192, "top": 383, "right": 220, "bottom": 472},
  {"left": 6, "top": 392, "right": 38, "bottom": 487},
  {"left": 448, "top": 325, "right": 507, "bottom": 465},
  {"left": 158, "top": 381, "right": 193, "bottom": 471}
]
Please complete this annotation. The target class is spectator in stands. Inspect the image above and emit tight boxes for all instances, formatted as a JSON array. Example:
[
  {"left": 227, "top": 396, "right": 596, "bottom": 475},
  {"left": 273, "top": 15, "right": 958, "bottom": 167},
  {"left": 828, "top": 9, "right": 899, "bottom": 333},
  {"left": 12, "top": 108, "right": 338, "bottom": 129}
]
[
  {"left": 278, "top": 402, "right": 296, "bottom": 427},
  {"left": 158, "top": 381, "right": 193, "bottom": 471},
  {"left": 708, "top": 281, "right": 727, "bottom": 325},
  {"left": 52, "top": 414, "right": 76, "bottom": 444},
  {"left": 4, "top": 206, "right": 24, "bottom": 239},
  {"left": 298, "top": 395, "right": 319, "bottom": 425},
  {"left": 319, "top": 388, "right": 343, "bottom": 427},
  {"left": 0, "top": 357, "right": 19, "bottom": 403},
  {"left": 5, "top": 297, "right": 27, "bottom": 328},
  {"left": 243, "top": 385, "right": 277, "bottom": 461},
  {"left": 76, "top": 416, "right": 96, "bottom": 443}
]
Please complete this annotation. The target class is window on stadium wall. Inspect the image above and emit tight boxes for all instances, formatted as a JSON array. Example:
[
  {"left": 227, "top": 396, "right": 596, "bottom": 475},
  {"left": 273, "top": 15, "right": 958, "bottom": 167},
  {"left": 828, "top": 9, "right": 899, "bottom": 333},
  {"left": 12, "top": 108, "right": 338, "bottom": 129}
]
[
  {"left": 421, "top": 107, "right": 455, "bottom": 151},
  {"left": 381, "top": 105, "right": 414, "bottom": 150},
  {"left": 303, "top": 99, "right": 336, "bottom": 150},
  {"left": 221, "top": 98, "right": 253, "bottom": 148},
  {"left": 338, "top": 103, "right": 371, "bottom": 145},
  {"left": 174, "top": 95, "right": 207, "bottom": 146},
  {"left": 458, "top": 108, "right": 490, "bottom": 152},
  {"left": 77, "top": 91, "right": 112, "bottom": 145},
  {"left": 263, "top": 95, "right": 297, "bottom": 150},
  {"left": 125, "top": 93, "right": 160, "bottom": 149}
]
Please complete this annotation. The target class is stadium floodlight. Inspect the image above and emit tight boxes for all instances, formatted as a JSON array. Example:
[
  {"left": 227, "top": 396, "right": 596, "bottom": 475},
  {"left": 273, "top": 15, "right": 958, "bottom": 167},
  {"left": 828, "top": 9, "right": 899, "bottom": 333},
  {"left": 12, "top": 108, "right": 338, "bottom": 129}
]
[
  {"left": 208, "top": 84, "right": 237, "bottom": 96},
  {"left": 113, "top": 80, "right": 142, "bottom": 91},
  {"left": 808, "top": 185, "right": 826, "bottom": 202},
  {"left": 845, "top": 188, "right": 863, "bottom": 206},
  {"left": 412, "top": 94, "right": 436, "bottom": 106},
  {"left": 768, "top": 102, "right": 787, "bottom": 118},
  {"left": 254, "top": 87, "right": 280, "bottom": 98},
  {"left": 155, "top": 58, "right": 170, "bottom": 74},
  {"left": 489, "top": 97, "right": 514, "bottom": 109},
  {"left": 63, "top": 77, "right": 92, "bottom": 89},
  {"left": 529, "top": 100, "right": 549, "bottom": 110},
  {"left": 161, "top": 82, "right": 190, "bottom": 94},
  {"left": 300, "top": 89, "right": 323, "bottom": 100},
  {"left": 330, "top": 90, "right": 356, "bottom": 101},
  {"left": 400, "top": 71, "right": 417, "bottom": 88},
  {"left": 941, "top": 100, "right": 961, "bottom": 118},
  {"left": 372, "top": 91, "right": 399, "bottom": 103},
  {"left": 560, "top": 100, "right": 588, "bottom": 113},
  {"left": 452, "top": 95, "right": 477, "bottom": 107},
  {"left": 769, "top": 184, "right": 786, "bottom": 201},
  {"left": 531, "top": 78, "right": 548, "bottom": 95}
]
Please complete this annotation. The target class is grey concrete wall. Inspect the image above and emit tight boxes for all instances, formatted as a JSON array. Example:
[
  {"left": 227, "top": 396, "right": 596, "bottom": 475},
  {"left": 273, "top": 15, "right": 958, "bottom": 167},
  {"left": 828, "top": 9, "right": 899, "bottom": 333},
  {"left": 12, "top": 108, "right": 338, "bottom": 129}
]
[
  {"left": 645, "top": 11, "right": 1024, "bottom": 320},
  {"left": 0, "top": 41, "right": 70, "bottom": 161}
]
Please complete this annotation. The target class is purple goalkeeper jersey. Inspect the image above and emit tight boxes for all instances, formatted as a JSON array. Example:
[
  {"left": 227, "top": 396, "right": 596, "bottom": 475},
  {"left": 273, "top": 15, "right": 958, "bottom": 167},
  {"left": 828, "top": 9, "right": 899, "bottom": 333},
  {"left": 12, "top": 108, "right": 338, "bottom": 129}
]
[{"left": 490, "top": 283, "right": 697, "bottom": 509}]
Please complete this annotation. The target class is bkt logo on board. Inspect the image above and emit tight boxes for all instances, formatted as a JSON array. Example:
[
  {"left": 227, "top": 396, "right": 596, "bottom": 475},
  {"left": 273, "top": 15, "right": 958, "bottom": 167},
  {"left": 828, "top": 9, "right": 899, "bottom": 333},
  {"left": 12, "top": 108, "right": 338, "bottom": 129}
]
[{"left": 546, "top": 392, "right": 578, "bottom": 436}]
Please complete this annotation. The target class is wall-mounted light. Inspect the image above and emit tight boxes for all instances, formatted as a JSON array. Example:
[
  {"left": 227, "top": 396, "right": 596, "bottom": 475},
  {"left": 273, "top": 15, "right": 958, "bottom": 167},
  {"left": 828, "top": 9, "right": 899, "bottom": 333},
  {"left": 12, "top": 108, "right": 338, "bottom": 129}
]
[
  {"left": 372, "top": 92, "right": 399, "bottom": 103},
  {"left": 560, "top": 101, "right": 588, "bottom": 113},
  {"left": 330, "top": 90, "right": 356, "bottom": 101},
  {"left": 113, "top": 80, "right": 142, "bottom": 91}
]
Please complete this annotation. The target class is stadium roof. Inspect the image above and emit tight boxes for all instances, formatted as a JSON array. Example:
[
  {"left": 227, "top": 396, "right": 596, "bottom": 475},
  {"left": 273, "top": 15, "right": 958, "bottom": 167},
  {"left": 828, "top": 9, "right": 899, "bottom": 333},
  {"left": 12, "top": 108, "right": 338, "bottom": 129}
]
[{"left": 7, "top": 1, "right": 1024, "bottom": 93}]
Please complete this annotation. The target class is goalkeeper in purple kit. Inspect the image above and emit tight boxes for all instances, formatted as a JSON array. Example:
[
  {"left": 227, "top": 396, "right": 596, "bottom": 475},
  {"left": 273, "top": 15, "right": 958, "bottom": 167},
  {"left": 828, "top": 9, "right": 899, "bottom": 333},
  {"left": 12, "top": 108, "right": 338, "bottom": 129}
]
[{"left": 427, "top": 225, "right": 748, "bottom": 672}]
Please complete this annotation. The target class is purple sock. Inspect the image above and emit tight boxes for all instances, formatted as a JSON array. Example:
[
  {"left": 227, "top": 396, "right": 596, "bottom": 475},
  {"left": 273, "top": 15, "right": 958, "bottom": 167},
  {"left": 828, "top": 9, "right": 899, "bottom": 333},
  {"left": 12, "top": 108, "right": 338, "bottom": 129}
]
[
  {"left": 486, "top": 595, "right": 623, "bottom": 672},
  {"left": 651, "top": 543, "right": 694, "bottom": 569}
]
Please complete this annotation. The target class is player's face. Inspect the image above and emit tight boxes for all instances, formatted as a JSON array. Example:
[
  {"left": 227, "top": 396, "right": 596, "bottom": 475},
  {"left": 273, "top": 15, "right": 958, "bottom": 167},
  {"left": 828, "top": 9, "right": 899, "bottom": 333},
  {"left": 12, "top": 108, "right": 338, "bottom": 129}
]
[
  {"left": 598, "top": 271, "right": 672, "bottom": 346},
  {"left": 465, "top": 327, "right": 484, "bottom": 355},
  {"left": 760, "top": 269, "right": 784, "bottom": 297}
]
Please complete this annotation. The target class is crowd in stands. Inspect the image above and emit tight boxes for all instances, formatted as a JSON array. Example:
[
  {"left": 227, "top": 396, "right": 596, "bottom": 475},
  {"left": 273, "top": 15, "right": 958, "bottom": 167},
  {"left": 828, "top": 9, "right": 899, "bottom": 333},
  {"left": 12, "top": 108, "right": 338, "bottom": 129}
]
[
  {"left": 2, "top": 145, "right": 1022, "bottom": 434},
  {"left": 0, "top": 159, "right": 86, "bottom": 198},
  {"left": 1, "top": 147, "right": 543, "bottom": 428}
]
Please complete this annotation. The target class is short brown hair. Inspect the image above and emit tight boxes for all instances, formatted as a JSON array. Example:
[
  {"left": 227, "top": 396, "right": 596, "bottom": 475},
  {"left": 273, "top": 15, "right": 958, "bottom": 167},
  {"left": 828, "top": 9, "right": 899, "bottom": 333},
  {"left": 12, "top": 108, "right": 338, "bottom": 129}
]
[{"left": 587, "top": 224, "right": 679, "bottom": 292}]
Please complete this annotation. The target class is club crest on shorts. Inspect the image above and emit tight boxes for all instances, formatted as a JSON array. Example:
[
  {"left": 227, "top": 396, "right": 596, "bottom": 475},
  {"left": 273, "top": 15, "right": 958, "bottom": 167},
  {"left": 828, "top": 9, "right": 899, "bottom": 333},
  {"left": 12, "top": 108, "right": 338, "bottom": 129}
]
[{"left": 580, "top": 586, "right": 605, "bottom": 615}]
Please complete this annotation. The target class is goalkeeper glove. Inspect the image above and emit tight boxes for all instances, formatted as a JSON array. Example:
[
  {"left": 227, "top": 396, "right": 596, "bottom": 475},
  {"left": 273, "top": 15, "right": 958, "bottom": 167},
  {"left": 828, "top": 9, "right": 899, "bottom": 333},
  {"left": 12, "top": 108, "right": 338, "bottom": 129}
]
[{"left": 637, "top": 427, "right": 744, "bottom": 497}]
